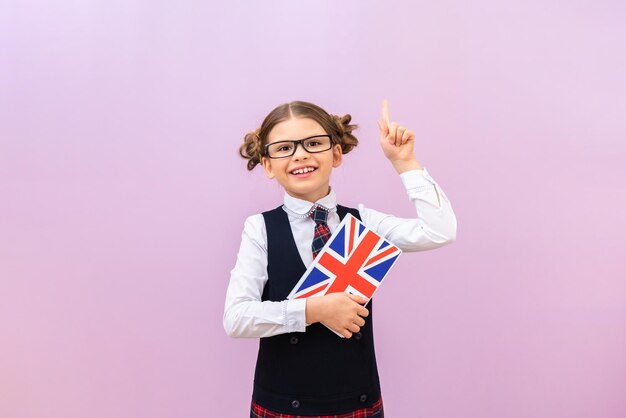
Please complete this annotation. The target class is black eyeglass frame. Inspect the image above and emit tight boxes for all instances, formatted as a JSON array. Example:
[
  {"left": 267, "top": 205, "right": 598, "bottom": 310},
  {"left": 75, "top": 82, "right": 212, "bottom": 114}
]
[{"left": 263, "top": 135, "right": 334, "bottom": 159}]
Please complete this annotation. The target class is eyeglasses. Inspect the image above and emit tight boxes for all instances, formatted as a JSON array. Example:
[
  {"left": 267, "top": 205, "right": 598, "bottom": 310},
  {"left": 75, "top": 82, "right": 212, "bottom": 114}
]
[{"left": 264, "top": 135, "right": 333, "bottom": 159}]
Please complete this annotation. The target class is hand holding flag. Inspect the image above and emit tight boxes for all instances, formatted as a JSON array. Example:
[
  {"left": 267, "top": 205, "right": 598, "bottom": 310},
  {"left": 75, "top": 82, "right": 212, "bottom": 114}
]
[{"left": 305, "top": 292, "right": 369, "bottom": 339}]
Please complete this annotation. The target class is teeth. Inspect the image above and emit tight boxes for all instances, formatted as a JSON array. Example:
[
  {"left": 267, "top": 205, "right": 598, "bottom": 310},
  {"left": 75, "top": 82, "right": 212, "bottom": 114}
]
[{"left": 292, "top": 167, "right": 315, "bottom": 174}]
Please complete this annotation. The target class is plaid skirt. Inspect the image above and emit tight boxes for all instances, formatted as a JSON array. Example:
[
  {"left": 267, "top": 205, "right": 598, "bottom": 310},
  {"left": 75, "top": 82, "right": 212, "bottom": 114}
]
[{"left": 250, "top": 396, "right": 384, "bottom": 418}]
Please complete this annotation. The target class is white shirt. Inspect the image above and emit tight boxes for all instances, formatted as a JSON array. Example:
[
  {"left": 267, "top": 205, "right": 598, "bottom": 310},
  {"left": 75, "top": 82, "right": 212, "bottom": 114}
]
[{"left": 223, "top": 168, "right": 457, "bottom": 338}]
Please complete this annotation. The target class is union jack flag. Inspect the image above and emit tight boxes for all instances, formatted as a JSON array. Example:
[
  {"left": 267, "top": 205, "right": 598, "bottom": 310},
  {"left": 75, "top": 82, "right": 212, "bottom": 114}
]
[{"left": 287, "top": 214, "right": 402, "bottom": 301}]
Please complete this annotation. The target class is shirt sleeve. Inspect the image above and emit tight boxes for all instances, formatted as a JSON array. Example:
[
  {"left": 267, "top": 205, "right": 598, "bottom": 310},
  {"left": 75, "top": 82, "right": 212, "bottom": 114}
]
[
  {"left": 359, "top": 168, "right": 457, "bottom": 251},
  {"left": 223, "top": 214, "right": 307, "bottom": 338}
]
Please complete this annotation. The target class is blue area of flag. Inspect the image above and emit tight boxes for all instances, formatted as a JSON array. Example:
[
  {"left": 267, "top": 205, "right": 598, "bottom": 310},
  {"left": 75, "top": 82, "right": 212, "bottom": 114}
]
[
  {"left": 359, "top": 223, "right": 366, "bottom": 236},
  {"left": 329, "top": 224, "right": 345, "bottom": 256},
  {"left": 378, "top": 240, "right": 390, "bottom": 250},
  {"left": 364, "top": 255, "right": 400, "bottom": 282},
  {"left": 298, "top": 267, "right": 330, "bottom": 292}
]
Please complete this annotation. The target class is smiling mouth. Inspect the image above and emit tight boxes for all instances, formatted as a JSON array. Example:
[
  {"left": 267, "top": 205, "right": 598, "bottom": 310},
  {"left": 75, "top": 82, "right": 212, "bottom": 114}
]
[{"left": 290, "top": 167, "right": 317, "bottom": 175}]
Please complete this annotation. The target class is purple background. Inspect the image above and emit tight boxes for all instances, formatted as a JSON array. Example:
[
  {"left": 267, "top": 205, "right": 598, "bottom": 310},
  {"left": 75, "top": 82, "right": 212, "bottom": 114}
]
[{"left": 1, "top": 1, "right": 625, "bottom": 417}]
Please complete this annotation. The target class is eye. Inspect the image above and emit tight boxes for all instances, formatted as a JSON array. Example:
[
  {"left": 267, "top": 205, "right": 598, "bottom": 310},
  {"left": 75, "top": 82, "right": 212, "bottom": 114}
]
[
  {"left": 270, "top": 142, "right": 294, "bottom": 153},
  {"left": 305, "top": 136, "right": 328, "bottom": 147}
]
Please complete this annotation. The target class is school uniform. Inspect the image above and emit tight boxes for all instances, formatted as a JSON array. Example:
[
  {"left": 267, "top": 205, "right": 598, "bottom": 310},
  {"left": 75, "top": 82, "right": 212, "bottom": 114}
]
[{"left": 224, "top": 168, "right": 457, "bottom": 417}]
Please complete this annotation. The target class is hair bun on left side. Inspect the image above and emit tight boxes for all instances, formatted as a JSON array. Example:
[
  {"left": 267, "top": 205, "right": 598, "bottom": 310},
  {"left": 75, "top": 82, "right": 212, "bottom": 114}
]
[{"left": 239, "top": 129, "right": 263, "bottom": 171}]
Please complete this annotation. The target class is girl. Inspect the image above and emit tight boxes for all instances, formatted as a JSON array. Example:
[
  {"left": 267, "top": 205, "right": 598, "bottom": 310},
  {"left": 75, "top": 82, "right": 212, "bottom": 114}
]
[{"left": 224, "top": 100, "right": 457, "bottom": 417}]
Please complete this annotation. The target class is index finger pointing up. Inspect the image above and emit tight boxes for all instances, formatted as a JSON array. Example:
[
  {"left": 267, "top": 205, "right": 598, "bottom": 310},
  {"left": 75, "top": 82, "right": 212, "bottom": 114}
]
[{"left": 381, "top": 99, "right": 390, "bottom": 125}]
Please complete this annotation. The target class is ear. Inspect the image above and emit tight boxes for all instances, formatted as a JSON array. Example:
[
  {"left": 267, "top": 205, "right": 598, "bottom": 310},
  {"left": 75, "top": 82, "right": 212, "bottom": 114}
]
[
  {"left": 261, "top": 156, "right": 275, "bottom": 179},
  {"left": 332, "top": 144, "right": 343, "bottom": 168}
]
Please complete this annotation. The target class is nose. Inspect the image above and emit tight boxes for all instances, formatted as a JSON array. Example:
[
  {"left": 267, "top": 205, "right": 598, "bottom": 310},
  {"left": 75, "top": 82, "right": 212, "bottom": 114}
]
[{"left": 292, "top": 141, "right": 309, "bottom": 160}]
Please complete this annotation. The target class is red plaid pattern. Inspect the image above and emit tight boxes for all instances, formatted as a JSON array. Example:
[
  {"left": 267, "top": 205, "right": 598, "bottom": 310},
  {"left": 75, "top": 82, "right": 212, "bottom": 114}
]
[
  {"left": 310, "top": 206, "right": 331, "bottom": 258},
  {"left": 250, "top": 396, "right": 384, "bottom": 418}
]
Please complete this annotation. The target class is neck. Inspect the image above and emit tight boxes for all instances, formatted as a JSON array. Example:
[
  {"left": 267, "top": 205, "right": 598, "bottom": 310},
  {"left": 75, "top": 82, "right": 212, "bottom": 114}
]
[{"left": 286, "top": 185, "right": 331, "bottom": 204}]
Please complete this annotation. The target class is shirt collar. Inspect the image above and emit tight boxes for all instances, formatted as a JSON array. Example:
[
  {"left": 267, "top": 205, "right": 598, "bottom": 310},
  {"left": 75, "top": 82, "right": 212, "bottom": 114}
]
[{"left": 283, "top": 187, "right": 337, "bottom": 217}]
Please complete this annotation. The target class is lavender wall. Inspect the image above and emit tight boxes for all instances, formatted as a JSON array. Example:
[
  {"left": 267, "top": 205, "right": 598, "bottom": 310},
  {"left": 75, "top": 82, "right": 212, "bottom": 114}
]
[{"left": 1, "top": 1, "right": 625, "bottom": 417}]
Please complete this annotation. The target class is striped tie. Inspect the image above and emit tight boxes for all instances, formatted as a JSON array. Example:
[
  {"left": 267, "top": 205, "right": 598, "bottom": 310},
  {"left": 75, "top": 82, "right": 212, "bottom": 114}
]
[{"left": 310, "top": 206, "right": 331, "bottom": 259}]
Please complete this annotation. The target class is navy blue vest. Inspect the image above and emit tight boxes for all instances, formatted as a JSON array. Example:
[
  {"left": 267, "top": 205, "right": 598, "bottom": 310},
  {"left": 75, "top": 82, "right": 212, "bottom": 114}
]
[{"left": 252, "top": 204, "right": 381, "bottom": 415}]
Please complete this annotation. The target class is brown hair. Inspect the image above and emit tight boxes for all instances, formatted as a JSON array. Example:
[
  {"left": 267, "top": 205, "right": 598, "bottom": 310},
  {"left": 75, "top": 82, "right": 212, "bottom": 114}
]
[{"left": 239, "top": 101, "right": 359, "bottom": 170}]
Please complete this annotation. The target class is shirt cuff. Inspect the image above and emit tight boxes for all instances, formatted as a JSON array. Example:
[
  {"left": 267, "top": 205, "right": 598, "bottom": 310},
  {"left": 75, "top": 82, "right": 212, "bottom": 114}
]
[
  {"left": 284, "top": 298, "right": 307, "bottom": 333},
  {"left": 400, "top": 167, "right": 441, "bottom": 208}
]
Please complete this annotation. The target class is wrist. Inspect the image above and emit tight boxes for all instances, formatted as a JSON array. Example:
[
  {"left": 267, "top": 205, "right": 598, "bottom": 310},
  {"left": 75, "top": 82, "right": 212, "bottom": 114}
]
[
  {"left": 391, "top": 158, "right": 422, "bottom": 174},
  {"left": 305, "top": 297, "right": 324, "bottom": 324}
]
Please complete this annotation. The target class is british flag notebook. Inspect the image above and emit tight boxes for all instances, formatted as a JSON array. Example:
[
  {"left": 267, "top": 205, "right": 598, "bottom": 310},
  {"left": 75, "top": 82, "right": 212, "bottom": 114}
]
[{"left": 287, "top": 213, "right": 402, "bottom": 304}]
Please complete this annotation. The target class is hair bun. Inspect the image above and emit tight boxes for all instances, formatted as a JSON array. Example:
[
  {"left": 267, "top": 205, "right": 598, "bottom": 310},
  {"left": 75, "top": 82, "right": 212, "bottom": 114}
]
[
  {"left": 239, "top": 129, "right": 264, "bottom": 170},
  {"left": 331, "top": 113, "right": 358, "bottom": 154}
]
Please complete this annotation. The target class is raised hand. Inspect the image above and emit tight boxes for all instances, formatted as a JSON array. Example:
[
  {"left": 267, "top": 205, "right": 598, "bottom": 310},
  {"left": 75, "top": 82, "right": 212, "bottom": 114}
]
[{"left": 376, "top": 99, "right": 422, "bottom": 173}]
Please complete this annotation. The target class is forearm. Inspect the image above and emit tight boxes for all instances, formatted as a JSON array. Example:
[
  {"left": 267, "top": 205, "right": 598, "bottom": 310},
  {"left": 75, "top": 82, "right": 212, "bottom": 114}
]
[
  {"left": 390, "top": 158, "right": 443, "bottom": 206},
  {"left": 224, "top": 297, "right": 306, "bottom": 338},
  {"left": 360, "top": 168, "right": 457, "bottom": 251}
]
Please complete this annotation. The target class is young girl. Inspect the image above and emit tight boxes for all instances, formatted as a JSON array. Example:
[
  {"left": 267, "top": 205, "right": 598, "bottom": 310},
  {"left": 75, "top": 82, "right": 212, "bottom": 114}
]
[{"left": 224, "top": 100, "right": 457, "bottom": 417}]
